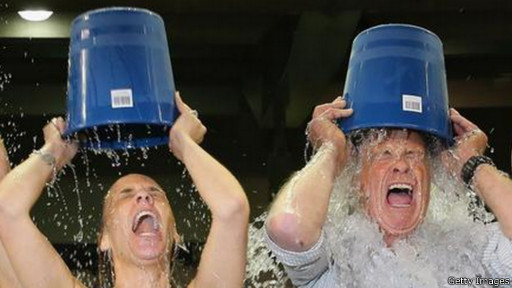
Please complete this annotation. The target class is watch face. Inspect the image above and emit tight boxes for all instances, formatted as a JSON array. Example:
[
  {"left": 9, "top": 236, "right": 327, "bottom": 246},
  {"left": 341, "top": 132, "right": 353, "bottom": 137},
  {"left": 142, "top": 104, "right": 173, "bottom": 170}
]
[
  {"left": 461, "top": 155, "right": 494, "bottom": 187},
  {"left": 42, "top": 153, "right": 55, "bottom": 166}
]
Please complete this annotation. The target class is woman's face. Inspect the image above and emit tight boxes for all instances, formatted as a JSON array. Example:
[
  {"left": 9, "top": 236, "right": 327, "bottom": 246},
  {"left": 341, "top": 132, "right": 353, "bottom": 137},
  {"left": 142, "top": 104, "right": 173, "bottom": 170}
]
[{"left": 101, "top": 174, "right": 176, "bottom": 266}]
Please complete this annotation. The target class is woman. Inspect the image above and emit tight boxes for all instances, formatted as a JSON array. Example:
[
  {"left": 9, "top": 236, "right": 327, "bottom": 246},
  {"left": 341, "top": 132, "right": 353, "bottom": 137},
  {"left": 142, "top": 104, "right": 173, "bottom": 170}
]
[
  {"left": 0, "top": 93, "right": 250, "bottom": 288},
  {"left": 0, "top": 137, "right": 23, "bottom": 288}
]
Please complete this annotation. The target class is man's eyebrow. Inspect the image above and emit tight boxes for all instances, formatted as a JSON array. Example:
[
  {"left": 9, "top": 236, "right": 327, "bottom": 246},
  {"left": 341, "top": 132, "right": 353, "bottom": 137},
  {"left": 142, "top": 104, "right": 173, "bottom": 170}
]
[{"left": 408, "top": 148, "right": 425, "bottom": 152}]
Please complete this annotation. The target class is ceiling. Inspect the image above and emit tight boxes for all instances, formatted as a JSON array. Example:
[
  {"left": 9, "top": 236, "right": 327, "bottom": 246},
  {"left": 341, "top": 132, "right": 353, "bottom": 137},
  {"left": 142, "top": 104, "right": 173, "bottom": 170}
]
[{"left": 0, "top": 0, "right": 511, "bottom": 246}]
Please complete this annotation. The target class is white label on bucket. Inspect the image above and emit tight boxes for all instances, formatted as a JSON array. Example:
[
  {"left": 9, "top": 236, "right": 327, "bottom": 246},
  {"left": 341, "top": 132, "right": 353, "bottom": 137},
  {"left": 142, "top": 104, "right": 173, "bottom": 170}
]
[
  {"left": 402, "top": 94, "right": 422, "bottom": 113},
  {"left": 111, "top": 89, "right": 134, "bottom": 109},
  {"left": 81, "top": 29, "right": 90, "bottom": 40}
]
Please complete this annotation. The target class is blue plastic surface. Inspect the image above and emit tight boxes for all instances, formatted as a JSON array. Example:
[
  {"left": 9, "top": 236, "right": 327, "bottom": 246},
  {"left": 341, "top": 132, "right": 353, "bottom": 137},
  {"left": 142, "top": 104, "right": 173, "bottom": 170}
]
[
  {"left": 65, "top": 7, "right": 177, "bottom": 150},
  {"left": 340, "top": 24, "right": 453, "bottom": 143}
]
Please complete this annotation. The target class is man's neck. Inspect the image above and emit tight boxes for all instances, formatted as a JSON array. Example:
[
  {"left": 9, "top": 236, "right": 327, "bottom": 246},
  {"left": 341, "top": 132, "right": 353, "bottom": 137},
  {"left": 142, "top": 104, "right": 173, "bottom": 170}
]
[
  {"left": 113, "top": 259, "right": 171, "bottom": 288},
  {"left": 384, "top": 233, "right": 400, "bottom": 246}
]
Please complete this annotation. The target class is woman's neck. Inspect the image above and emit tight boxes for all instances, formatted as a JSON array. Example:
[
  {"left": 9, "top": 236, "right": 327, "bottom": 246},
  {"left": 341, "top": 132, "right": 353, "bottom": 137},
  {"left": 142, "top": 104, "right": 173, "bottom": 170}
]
[{"left": 113, "top": 259, "right": 171, "bottom": 288}]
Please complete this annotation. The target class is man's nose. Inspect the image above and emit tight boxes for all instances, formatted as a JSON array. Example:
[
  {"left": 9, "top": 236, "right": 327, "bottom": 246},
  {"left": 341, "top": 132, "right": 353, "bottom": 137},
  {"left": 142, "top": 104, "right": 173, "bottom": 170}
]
[
  {"left": 392, "top": 157, "right": 411, "bottom": 173},
  {"left": 136, "top": 191, "right": 154, "bottom": 205}
]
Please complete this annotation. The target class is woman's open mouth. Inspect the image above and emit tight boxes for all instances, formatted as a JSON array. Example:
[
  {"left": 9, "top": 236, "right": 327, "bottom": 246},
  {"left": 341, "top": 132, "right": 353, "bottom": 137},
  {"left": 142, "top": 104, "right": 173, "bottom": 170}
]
[{"left": 132, "top": 210, "right": 160, "bottom": 237}]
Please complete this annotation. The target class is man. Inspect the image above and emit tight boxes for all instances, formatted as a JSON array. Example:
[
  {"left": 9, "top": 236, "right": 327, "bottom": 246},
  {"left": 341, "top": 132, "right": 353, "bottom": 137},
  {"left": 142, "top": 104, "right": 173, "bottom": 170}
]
[
  {"left": 265, "top": 97, "right": 512, "bottom": 287},
  {"left": 0, "top": 93, "right": 250, "bottom": 288}
]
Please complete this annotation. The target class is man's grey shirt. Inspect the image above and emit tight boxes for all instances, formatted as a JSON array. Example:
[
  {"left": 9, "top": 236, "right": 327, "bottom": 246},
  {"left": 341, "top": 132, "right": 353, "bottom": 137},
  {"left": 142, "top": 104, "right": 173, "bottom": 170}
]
[{"left": 265, "top": 223, "right": 512, "bottom": 287}]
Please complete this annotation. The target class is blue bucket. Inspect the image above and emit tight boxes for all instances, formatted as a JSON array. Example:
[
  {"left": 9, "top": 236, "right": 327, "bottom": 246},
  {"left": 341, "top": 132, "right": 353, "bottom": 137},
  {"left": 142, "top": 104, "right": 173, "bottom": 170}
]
[
  {"left": 340, "top": 24, "right": 453, "bottom": 143},
  {"left": 65, "top": 7, "right": 177, "bottom": 150}
]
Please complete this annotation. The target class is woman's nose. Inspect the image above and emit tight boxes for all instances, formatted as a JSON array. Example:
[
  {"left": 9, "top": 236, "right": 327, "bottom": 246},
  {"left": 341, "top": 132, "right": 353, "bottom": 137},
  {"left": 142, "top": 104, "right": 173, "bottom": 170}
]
[{"left": 136, "top": 191, "right": 154, "bottom": 205}]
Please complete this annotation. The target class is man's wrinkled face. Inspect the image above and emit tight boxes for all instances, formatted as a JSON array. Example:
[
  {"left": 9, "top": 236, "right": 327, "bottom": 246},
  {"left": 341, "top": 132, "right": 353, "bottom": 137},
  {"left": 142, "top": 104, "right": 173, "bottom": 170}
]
[
  {"left": 101, "top": 174, "right": 176, "bottom": 265},
  {"left": 359, "top": 130, "right": 431, "bottom": 239}
]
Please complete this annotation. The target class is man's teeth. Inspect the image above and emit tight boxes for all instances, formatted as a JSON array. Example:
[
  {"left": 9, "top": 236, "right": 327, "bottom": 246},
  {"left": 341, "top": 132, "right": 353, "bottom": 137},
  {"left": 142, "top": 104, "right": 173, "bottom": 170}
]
[
  {"left": 387, "top": 183, "right": 413, "bottom": 208},
  {"left": 389, "top": 183, "right": 412, "bottom": 192},
  {"left": 390, "top": 203, "right": 411, "bottom": 208}
]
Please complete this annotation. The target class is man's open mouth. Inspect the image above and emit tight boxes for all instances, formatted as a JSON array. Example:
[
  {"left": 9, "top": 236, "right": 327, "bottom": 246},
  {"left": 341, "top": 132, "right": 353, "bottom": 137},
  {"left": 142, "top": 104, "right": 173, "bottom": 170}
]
[
  {"left": 386, "top": 183, "right": 413, "bottom": 208},
  {"left": 132, "top": 210, "right": 160, "bottom": 236}
]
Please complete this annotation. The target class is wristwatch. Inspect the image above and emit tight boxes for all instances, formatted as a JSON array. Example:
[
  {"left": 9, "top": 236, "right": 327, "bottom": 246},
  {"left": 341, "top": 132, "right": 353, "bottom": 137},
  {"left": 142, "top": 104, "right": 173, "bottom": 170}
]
[
  {"left": 460, "top": 155, "right": 495, "bottom": 187},
  {"left": 32, "top": 149, "right": 58, "bottom": 184}
]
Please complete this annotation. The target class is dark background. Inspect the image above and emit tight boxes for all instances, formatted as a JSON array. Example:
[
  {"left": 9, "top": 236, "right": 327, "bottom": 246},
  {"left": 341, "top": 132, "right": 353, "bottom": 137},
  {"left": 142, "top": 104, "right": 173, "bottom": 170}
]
[{"left": 0, "top": 0, "right": 511, "bottom": 284}]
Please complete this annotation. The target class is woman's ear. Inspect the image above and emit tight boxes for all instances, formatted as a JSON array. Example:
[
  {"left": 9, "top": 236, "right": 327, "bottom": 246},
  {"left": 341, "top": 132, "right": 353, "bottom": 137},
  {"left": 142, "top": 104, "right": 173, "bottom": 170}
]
[
  {"left": 99, "top": 231, "right": 111, "bottom": 252},
  {"left": 173, "top": 231, "right": 180, "bottom": 247},
  {"left": 171, "top": 223, "right": 180, "bottom": 245}
]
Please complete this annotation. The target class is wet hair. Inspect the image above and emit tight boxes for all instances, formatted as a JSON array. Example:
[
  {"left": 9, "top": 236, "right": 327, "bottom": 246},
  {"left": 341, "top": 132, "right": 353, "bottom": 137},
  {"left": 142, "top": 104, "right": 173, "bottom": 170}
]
[
  {"left": 347, "top": 128, "right": 445, "bottom": 158},
  {"left": 97, "top": 191, "right": 114, "bottom": 288}
]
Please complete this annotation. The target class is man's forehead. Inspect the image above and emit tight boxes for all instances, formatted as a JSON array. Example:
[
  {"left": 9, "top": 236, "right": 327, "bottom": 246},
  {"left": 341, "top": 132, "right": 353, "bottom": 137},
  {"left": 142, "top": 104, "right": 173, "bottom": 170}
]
[
  {"left": 385, "top": 130, "right": 424, "bottom": 144},
  {"left": 366, "top": 129, "right": 424, "bottom": 143},
  {"left": 359, "top": 129, "right": 427, "bottom": 154}
]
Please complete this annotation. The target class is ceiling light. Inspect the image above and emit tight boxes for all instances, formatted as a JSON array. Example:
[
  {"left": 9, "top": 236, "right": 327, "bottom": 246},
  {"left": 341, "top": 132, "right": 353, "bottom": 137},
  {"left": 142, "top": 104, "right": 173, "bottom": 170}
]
[{"left": 17, "top": 10, "right": 53, "bottom": 22}]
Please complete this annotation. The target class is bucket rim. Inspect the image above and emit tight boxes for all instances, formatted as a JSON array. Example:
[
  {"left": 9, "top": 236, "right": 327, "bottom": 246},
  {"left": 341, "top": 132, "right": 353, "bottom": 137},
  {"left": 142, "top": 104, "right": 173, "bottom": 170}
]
[
  {"left": 341, "top": 122, "right": 452, "bottom": 144},
  {"left": 71, "top": 7, "right": 163, "bottom": 26},
  {"left": 80, "top": 136, "right": 169, "bottom": 150},
  {"left": 64, "top": 122, "right": 173, "bottom": 150},
  {"left": 64, "top": 120, "right": 173, "bottom": 136},
  {"left": 354, "top": 23, "right": 442, "bottom": 44}
]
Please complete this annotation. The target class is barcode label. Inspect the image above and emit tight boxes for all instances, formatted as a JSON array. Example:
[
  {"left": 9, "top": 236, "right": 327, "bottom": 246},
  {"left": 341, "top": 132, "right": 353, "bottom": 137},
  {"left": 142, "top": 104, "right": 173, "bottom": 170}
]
[
  {"left": 111, "top": 89, "right": 133, "bottom": 108},
  {"left": 81, "top": 29, "right": 90, "bottom": 40},
  {"left": 402, "top": 94, "right": 422, "bottom": 113}
]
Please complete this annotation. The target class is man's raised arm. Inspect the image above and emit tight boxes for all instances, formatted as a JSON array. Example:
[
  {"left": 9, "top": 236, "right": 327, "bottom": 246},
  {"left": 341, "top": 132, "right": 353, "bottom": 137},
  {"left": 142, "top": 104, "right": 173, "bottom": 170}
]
[{"left": 266, "top": 97, "right": 353, "bottom": 252}]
